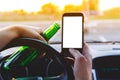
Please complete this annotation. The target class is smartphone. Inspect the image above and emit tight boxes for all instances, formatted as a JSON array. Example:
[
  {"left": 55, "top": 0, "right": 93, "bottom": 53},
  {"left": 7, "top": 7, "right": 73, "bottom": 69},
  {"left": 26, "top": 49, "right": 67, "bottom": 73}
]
[{"left": 62, "top": 13, "right": 84, "bottom": 56}]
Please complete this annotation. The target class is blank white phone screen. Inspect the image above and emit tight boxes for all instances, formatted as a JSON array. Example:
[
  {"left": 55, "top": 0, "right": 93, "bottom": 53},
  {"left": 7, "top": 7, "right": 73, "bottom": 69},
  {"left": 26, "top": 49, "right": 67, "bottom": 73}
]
[{"left": 63, "top": 16, "right": 82, "bottom": 48}]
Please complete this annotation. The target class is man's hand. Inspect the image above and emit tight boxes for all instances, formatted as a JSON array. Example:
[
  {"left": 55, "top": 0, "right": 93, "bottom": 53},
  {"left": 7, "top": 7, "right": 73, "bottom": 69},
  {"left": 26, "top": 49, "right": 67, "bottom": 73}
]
[
  {"left": 0, "top": 25, "right": 46, "bottom": 50},
  {"left": 67, "top": 43, "right": 92, "bottom": 80}
]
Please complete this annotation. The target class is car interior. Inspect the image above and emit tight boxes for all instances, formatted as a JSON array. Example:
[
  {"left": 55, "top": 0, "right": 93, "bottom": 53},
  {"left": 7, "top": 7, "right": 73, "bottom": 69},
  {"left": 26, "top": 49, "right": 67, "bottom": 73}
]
[{"left": 0, "top": 0, "right": 120, "bottom": 80}]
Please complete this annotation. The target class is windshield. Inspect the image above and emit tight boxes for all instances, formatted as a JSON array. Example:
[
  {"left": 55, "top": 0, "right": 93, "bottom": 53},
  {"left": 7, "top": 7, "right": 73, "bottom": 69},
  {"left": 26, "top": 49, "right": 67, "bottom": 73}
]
[{"left": 0, "top": 0, "right": 120, "bottom": 43}]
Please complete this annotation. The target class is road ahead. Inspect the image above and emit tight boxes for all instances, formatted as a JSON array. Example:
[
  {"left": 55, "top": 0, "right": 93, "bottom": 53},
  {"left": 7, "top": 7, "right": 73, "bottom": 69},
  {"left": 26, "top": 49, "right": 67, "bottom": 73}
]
[
  {"left": 1, "top": 20, "right": 120, "bottom": 57},
  {"left": 0, "top": 20, "right": 120, "bottom": 42},
  {"left": 0, "top": 21, "right": 62, "bottom": 43}
]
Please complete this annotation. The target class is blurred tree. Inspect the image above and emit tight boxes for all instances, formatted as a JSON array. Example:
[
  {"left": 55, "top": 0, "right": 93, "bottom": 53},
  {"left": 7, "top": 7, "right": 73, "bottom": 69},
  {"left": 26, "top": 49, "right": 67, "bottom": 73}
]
[
  {"left": 81, "top": 0, "right": 90, "bottom": 16},
  {"left": 63, "top": 4, "right": 82, "bottom": 13},
  {"left": 82, "top": 0, "right": 89, "bottom": 10},
  {"left": 39, "top": 3, "right": 60, "bottom": 15},
  {"left": 90, "top": 7, "right": 120, "bottom": 19},
  {"left": 13, "top": 9, "right": 26, "bottom": 15},
  {"left": 104, "top": 7, "right": 120, "bottom": 19},
  {"left": 82, "top": 0, "right": 99, "bottom": 15},
  {"left": 88, "top": 0, "right": 99, "bottom": 11}
]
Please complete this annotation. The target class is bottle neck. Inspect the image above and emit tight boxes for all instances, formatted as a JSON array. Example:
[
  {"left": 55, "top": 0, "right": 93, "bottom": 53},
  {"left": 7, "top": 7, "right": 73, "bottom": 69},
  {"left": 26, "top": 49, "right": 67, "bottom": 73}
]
[{"left": 41, "top": 33, "right": 49, "bottom": 41}]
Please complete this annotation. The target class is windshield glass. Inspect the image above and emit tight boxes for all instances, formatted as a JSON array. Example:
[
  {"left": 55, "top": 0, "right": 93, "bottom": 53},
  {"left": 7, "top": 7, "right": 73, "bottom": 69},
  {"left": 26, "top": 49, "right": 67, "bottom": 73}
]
[{"left": 0, "top": 0, "right": 120, "bottom": 42}]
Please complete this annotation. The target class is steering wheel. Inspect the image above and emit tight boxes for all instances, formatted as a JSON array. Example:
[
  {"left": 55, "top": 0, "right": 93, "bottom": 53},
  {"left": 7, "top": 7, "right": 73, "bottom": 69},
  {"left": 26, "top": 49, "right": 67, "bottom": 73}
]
[{"left": 0, "top": 38, "right": 74, "bottom": 80}]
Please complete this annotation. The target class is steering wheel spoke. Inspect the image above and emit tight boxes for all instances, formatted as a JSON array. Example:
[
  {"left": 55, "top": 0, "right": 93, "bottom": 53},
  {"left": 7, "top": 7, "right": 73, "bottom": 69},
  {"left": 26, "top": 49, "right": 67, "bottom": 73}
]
[{"left": 0, "top": 38, "right": 73, "bottom": 80}]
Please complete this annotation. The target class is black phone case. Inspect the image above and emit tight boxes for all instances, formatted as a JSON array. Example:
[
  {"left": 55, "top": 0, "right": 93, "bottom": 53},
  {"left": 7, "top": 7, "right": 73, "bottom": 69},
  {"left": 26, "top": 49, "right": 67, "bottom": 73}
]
[
  {"left": 61, "top": 12, "right": 84, "bottom": 57},
  {"left": 62, "top": 48, "right": 83, "bottom": 57}
]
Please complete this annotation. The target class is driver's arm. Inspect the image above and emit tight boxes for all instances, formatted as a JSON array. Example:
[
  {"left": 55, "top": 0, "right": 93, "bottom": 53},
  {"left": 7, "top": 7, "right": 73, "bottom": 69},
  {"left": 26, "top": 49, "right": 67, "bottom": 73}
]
[
  {"left": 0, "top": 25, "right": 46, "bottom": 50},
  {"left": 68, "top": 43, "right": 92, "bottom": 80}
]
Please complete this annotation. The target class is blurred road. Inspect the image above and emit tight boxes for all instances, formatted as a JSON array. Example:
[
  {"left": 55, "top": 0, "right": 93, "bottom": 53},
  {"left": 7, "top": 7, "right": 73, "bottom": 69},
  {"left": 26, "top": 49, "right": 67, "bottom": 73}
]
[
  {"left": 0, "top": 20, "right": 120, "bottom": 42},
  {"left": 1, "top": 20, "right": 120, "bottom": 56},
  {"left": 85, "top": 20, "right": 120, "bottom": 41},
  {"left": 0, "top": 21, "right": 62, "bottom": 43}
]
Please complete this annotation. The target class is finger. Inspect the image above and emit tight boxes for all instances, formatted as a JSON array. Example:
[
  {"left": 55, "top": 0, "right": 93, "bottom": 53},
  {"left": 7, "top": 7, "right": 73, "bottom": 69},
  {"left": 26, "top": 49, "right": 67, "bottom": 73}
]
[
  {"left": 23, "top": 25, "right": 43, "bottom": 34},
  {"left": 34, "top": 27, "right": 48, "bottom": 42},
  {"left": 22, "top": 29, "right": 46, "bottom": 42},
  {"left": 83, "top": 43, "right": 90, "bottom": 54},
  {"left": 69, "top": 48, "right": 84, "bottom": 59},
  {"left": 64, "top": 57, "right": 74, "bottom": 66},
  {"left": 27, "top": 26, "right": 47, "bottom": 42},
  {"left": 83, "top": 43, "right": 92, "bottom": 63},
  {"left": 37, "top": 34, "right": 47, "bottom": 42},
  {"left": 34, "top": 27, "right": 43, "bottom": 34}
]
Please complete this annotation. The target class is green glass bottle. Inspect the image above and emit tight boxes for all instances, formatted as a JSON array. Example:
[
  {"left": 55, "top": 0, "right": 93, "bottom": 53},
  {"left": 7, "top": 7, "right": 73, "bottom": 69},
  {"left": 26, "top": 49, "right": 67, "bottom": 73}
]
[{"left": 4, "top": 23, "right": 60, "bottom": 70}]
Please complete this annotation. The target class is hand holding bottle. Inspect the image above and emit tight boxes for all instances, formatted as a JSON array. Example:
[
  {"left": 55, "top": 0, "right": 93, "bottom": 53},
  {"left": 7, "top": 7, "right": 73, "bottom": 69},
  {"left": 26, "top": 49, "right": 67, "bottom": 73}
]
[
  {"left": 3, "top": 23, "right": 60, "bottom": 70},
  {"left": 0, "top": 25, "right": 46, "bottom": 50}
]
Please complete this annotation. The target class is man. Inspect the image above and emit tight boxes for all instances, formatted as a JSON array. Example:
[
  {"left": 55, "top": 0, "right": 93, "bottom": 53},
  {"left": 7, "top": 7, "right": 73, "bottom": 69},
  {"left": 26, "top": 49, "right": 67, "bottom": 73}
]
[{"left": 0, "top": 25, "right": 92, "bottom": 80}]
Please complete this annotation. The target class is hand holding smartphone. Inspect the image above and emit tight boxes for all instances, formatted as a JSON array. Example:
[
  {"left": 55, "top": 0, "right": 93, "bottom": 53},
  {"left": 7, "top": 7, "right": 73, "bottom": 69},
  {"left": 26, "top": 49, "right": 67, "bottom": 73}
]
[{"left": 62, "top": 13, "right": 84, "bottom": 57}]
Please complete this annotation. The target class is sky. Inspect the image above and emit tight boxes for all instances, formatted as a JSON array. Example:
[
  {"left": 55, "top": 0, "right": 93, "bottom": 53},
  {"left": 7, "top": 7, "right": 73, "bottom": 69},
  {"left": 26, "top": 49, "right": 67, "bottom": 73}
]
[{"left": 0, "top": 0, "right": 119, "bottom": 12}]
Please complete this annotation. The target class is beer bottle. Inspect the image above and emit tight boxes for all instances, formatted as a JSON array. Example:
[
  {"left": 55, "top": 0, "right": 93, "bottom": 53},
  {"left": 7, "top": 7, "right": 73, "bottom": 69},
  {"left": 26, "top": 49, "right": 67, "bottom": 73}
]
[{"left": 4, "top": 23, "right": 60, "bottom": 70}]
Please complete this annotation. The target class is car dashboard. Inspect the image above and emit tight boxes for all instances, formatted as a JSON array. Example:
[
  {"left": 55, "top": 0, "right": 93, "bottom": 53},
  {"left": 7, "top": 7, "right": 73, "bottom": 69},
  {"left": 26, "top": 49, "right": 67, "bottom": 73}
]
[
  {"left": 52, "top": 42, "right": 120, "bottom": 80},
  {"left": 87, "top": 42, "right": 120, "bottom": 80},
  {"left": 1, "top": 42, "right": 120, "bottom": 80}
]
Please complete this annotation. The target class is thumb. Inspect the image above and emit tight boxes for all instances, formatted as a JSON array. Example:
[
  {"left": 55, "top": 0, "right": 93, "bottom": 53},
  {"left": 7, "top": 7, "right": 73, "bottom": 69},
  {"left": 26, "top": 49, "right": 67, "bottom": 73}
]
[{"left": 64, "top": 57, "right": 74, "bottom": 66}]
